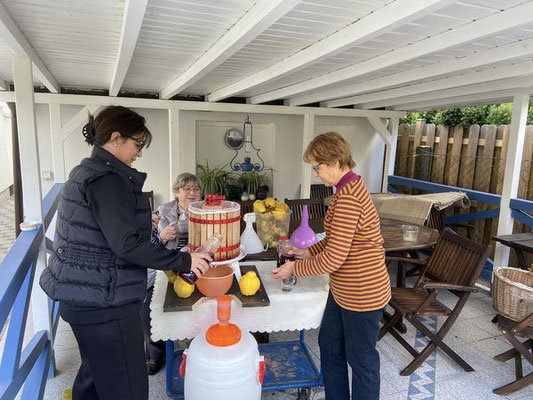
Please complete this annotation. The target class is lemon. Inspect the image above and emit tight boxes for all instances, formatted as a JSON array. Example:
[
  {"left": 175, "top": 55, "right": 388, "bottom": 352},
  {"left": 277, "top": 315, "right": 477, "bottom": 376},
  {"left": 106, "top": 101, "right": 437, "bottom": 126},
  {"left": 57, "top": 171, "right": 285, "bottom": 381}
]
[
  {"left": 253, "top": 200, "right": 267, "bottom": 213},
  {"left": 63, "top": 389, "right": 72, "bottom": 400},
  {"left": 239, "top": 271, "right": 261, "bottom": 296},
  {"left": 272, "top": 209, "right": 287, "bottom": 221},
  {"left": 174, "top": 278, "right": 195, "bottom": 298},
  {"left": 165, "top": 270, "right": 177, "bottom": 284},
  {"left": 264, "top": 197, "right": 277, "bottom": 210}
]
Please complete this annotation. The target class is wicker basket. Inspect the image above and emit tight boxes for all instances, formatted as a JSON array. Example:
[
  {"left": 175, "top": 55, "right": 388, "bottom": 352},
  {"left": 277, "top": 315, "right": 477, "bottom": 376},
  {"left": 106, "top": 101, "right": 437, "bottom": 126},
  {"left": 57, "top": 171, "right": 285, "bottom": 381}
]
[{"left": 492, "top": 267, "right": 533, "bottom": 322}]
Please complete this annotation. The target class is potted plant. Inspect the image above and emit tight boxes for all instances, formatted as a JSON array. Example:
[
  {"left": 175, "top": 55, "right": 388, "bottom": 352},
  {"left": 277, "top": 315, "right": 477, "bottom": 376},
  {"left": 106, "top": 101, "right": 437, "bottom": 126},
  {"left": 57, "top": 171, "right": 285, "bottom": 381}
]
[
  {"left": 237, "top": 170, "right": 267, "bottom": 201},
  {"left": 196, "top": 163, "right": 234, "bottom": 198}
]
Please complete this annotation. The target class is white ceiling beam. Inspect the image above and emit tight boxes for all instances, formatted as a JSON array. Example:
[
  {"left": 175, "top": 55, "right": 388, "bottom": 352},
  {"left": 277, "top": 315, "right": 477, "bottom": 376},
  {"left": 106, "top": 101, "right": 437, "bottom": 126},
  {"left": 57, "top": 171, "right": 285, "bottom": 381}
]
[
  {"left": 206, "top": 0, "right": 453, "bottom": 102},
  {"left": 360, "top": 74, "right": 533, "bottom": 109},
  {"left": 109, "top": 0, "right": 148, "bottom": 97},
  {"left": 305, "top": 37, "right": 533, "bottom": 108},
  {"left": 251, "top": 1, "right": 533, "bottom": 106},
  {"left": 391, "top": 87, "right": 533, "bottom": 111},
  {"left": 161, "top": 0, "right": 301, "bottom": 100},
  {"left": 324, "top": 60, "right": 533, "bottom": 108},
  {"left": 0, "top": 91, "right": 406, "bottom": 118},
  {"left": 0, "top": 2, "right": 59, "bottom": 93}
]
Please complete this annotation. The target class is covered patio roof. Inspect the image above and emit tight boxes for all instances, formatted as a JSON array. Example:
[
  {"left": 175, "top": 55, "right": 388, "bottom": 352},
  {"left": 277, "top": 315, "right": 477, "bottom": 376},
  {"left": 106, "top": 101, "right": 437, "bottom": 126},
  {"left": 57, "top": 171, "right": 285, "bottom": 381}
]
[{"left": 0, "top": 0, "right": 531, "bottom": 109}]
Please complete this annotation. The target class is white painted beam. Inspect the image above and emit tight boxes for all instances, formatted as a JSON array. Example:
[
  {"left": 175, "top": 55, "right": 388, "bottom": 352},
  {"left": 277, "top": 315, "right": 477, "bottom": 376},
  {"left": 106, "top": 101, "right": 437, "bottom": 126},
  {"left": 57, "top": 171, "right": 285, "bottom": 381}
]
[
  {"left": 312, "top": 37, "right": 533, "bottom": 108},
  {"left": 109, "top": 0, "right": 148, "bottom": 97},
  {"left": 169, "top": 107, "right": 180, "bottom": 200},
  {"left": 207, "top": 0, "right": 453, "bottom": 102},
  {"left": 0, "top": 91, "right": 406, "bottom": 118},
  {"left": 300, "top": 115, "right": 314, "bottom": 199},
  {"left": 494, "top": 94, "right": 530, "bottom": 268},
  {"left": 391, "top": 87, "right": 533, "bottom": 111},
  {"left": 362, "top": 75, "right": 533, "bottom": 109},
  {"left": 251, "top": 2, "right": 533, "bottom": 105},
  {"left": 61, "top": 105, "right": 102, "bottom": 141},
  {"left": 0, "top": 3, "right": 59, "bottom": 93},
  {"left": 325, "top": 60, "right": 533, "bottom": 108},
  {"left": 49, "top": 102, "right": 65, "bottom": 182},
  {"left": 382, "top": 118, "right": 399, "bottom": 193},
  {"left": 162, "top": 0, "right": 300, "bottom": 100},
  {"left": 12, "top": 56, "right": 52, "bottom": 339},
  {"left": 367, "top": 116, "right": 392, "bottom": 145}
]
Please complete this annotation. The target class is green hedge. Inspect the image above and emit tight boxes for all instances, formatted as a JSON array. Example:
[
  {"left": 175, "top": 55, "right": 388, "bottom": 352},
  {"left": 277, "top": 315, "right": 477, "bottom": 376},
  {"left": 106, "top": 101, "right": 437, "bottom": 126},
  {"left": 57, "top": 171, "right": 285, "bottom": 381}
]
[{"left": 401, "top": 103, "right": 533, "bottom": 127}]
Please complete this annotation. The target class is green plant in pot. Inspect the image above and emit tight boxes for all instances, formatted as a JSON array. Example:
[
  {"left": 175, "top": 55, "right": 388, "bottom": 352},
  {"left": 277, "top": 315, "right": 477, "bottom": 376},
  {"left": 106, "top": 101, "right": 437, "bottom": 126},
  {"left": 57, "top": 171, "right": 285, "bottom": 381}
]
[
  {"left": 196, "top": 163, "right": 234, "bottom": 198},
  {"left": 237, "top": 170, "right": 267, "bottom": 201}
]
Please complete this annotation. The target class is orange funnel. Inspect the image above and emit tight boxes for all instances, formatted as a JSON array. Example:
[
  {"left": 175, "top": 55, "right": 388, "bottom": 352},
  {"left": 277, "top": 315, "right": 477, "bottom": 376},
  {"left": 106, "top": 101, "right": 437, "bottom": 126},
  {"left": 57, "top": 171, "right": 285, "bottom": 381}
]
[{"left": 206, "top": 295, "right": 241, "bottom": 347}]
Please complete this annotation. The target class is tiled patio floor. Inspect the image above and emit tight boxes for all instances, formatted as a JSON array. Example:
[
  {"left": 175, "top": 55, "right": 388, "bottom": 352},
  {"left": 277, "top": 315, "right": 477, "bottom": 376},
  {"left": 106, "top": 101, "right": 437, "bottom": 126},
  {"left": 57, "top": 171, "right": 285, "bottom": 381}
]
[{"left": 1, "top": 196, "right": 532, "bottom": 399}]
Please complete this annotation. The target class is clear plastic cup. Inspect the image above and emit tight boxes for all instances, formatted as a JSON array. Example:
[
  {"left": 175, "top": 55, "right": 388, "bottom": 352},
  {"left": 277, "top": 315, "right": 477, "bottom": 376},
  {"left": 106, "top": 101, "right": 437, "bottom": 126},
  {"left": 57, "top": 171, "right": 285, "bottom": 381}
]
[{"left": 402, "top": 225, "right": 419, "bottom": 242}]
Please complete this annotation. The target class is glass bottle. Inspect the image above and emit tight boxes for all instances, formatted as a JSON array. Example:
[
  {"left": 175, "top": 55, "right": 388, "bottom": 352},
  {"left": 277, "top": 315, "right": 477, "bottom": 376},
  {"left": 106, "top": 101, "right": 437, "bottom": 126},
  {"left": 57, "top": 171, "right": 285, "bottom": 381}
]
[
  {"left": 277, "top": 236, "right": 297, "bottom": 291},
  {"left": 178, "top": 234, "right": 222, "bottom": 284}
]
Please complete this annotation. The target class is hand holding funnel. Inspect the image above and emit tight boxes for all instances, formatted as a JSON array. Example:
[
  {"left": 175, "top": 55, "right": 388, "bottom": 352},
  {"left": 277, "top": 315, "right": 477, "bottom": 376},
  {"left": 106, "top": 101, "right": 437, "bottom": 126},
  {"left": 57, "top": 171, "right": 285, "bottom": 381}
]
[{"left": 290, "top": 205, "right": 318, "bottom": 249}]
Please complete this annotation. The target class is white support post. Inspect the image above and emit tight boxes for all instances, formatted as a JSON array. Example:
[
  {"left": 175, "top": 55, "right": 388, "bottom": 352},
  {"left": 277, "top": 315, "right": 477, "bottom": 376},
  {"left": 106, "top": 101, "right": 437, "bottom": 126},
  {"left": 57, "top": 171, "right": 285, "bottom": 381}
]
[
  {"left": 382, "top": 117, "right": 399, "bottom": 193},
  {"left": 168, "top": 107, "right": 180, "bottom": 200},
  {"left": 300, "top": 114, "right": 314, "bottom": 198},
  {"left": 494, "top": 94, "right": 530, "bottom": 268},
  {"left": 49, "top": 102, "right": 65, "bottom": 182},
  {"left": 12, "top": 56, "right": 52, "bottom": 336}
]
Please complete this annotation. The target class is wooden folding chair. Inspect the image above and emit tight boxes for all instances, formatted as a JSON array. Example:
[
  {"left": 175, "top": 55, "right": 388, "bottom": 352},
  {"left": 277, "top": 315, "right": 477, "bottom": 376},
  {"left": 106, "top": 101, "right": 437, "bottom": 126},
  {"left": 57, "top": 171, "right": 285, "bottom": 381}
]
[
  {"left": 284, "top": 198, "right": 327, "bottom": 220},
  {"left": 493, "top": 312, "right": 533, "bottom": 395},
  {"left": 310, "top": 184, "right": 333, "bottom": 199},
  {"left": 379, "top": 229, "right": 490, "bottom": 376},
  {"left": 426, "top": 207, "right": 475, "bottom": 239},
  {"left": 237, "top": 200, "right": 255, "bottom": 232}
]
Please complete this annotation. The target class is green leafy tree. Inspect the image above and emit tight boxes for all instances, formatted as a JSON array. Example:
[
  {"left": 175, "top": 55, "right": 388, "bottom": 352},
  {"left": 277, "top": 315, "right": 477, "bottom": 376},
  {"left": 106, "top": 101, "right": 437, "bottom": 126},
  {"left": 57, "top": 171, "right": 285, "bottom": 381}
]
[
  {"left": 434, "top": 108, "right": 463, "bottom": 127},
  {"left": 460, "top": 106, "right": 490, "bottom": 127},
  {"left": 486, "top": 103, "right": 513, "bottom": 125}
]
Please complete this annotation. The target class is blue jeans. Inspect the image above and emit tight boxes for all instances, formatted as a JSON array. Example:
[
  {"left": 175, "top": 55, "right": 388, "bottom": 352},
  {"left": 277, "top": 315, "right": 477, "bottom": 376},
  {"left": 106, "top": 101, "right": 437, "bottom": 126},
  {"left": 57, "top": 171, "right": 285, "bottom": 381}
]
[{"left": 318, "top": 292, "right": 383, "bottom": 400}]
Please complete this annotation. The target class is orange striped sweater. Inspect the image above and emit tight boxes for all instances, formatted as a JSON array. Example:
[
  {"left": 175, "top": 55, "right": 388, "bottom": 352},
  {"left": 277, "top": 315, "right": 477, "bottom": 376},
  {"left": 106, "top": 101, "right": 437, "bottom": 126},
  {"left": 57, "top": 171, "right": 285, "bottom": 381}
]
[{"left": 294, "top": 175, "right": 391, "bottom": 312}]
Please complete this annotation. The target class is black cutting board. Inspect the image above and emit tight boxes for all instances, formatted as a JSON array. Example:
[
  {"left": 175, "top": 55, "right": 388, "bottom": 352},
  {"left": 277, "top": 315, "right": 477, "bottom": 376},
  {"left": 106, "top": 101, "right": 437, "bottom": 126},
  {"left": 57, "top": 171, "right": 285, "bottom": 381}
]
[{"left": 163, "top": 264, "right": 270, "bottom": 312}]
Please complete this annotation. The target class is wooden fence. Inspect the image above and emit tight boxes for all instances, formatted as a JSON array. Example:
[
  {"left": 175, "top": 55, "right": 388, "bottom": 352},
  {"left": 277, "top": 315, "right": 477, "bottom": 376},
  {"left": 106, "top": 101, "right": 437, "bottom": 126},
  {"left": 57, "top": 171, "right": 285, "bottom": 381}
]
[{"left": 394, "top": 121, "right": 533, "bottom": 254}]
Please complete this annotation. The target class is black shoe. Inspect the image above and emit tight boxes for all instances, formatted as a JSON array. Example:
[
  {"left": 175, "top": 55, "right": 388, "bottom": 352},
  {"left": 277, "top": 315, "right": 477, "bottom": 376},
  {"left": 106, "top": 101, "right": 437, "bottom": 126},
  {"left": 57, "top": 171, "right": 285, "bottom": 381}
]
[{"left": 147, "top": 359, "right": 164, "bottom": 375}]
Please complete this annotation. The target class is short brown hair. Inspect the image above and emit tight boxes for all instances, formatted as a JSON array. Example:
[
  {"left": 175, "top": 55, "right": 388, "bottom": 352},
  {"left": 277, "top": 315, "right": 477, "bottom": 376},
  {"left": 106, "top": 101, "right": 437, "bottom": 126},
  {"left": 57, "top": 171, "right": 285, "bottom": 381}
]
[{"left": 303, "top": 131, "right": 355, "bottom": 169}]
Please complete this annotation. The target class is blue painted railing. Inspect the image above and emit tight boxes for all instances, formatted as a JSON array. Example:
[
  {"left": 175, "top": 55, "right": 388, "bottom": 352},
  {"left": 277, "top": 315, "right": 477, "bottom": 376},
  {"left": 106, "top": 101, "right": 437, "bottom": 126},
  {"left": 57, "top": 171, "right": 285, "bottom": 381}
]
[
  {"left": 388, "top": 175, "right": 533, "bottom": 280},
  {"left": 0, "top": 183, "right": 62, "bottom": 400}
]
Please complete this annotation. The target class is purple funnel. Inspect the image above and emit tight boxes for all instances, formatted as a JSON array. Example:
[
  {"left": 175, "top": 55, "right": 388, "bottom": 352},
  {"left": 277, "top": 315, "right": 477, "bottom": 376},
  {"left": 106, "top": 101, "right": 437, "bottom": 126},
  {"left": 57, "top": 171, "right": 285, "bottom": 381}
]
[{"left": 290, "top": 205, "right": 319, "bottom": 249}]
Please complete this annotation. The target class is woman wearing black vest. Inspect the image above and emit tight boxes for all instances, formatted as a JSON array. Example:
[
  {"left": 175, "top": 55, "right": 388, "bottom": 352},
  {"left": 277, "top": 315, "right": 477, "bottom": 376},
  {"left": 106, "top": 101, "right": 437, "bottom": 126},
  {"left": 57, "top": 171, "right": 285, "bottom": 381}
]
[{"left": 39, "top": 106, "right": 211, "bottom": 400}]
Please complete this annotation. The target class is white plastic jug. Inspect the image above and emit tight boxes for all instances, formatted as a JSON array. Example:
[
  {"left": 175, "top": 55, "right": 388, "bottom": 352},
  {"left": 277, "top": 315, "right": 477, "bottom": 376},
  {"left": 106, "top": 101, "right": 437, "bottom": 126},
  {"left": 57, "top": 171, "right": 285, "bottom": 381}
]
[
  {"left": 240, "top": 212, "right": 267, "bottom": 254},
  {"left": 182, "top": 296, "right": 265, "bottom": 400}
]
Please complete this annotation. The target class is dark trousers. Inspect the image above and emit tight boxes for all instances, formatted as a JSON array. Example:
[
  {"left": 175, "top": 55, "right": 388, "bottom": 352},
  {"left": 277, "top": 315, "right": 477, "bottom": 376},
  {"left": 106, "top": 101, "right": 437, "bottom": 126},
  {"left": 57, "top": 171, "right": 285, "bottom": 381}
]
[
  {"left": 69, "top": 313, "right": 148, "bottom": 400},
  {"left": 141, "top": 286, "right": 165, "bottom": 363},
  {"left": 318, "top": 292, "right": 383, "bottom": 400}
]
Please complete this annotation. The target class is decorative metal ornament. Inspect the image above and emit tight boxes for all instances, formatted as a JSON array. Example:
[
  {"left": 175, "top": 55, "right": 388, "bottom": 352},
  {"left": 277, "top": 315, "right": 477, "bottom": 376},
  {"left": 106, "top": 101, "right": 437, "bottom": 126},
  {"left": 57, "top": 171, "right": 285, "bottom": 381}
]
[{"left": 229, "top": 114, "right": 265, "bottom": 171}]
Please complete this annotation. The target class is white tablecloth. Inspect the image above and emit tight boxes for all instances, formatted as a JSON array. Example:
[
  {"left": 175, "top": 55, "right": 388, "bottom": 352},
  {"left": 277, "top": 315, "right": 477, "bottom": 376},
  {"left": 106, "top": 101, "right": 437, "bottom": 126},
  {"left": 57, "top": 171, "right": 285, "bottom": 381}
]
[{"left": 150, "top": 261, "right": 329, "bottom": 341}]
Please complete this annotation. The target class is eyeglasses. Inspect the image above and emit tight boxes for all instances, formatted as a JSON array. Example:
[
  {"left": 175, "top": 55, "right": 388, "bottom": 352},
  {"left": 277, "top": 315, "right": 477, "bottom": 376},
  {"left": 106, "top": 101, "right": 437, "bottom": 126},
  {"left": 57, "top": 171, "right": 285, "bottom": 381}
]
[
  {"left": 130, "top": 137, "right": 146, "bottom": 152},
  {"left": 180, "top": 186, "right": 201, "bottom": 193},
  {"left": 312, "top": 163, "right": 322, "bottom": 173}
]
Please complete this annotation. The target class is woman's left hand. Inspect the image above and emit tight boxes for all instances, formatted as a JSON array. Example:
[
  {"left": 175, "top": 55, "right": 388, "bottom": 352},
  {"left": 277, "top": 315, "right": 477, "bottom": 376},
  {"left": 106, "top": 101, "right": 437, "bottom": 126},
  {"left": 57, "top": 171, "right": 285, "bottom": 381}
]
[
  {"left": 151, "top": 214, "right": 161, "bottom": 229},
  {"left": 272, "top": 261, "right": 295, "bottom": 280}
]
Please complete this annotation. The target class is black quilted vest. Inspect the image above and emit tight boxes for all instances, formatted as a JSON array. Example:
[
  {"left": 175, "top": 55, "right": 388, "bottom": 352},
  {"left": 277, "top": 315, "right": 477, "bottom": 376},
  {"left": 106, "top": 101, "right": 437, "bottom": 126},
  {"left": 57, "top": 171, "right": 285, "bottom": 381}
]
[{"left": 39, "top": 146, "right": 151, "bottom": 309}]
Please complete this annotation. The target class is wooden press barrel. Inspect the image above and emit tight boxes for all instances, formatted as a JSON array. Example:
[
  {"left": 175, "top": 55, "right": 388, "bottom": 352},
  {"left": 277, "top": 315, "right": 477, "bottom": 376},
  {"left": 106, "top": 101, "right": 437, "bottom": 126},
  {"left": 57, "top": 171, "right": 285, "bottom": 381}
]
[{"left": 188, "top": 200, "right": 241, "bottom": 261}]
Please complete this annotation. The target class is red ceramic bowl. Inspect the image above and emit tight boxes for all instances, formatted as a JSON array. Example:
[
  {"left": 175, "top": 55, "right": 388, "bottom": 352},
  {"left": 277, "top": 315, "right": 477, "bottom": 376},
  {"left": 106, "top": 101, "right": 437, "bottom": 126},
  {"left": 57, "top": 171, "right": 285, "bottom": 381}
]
[{"left": 196, "top": 265, "right": 234, "bottom": 297}]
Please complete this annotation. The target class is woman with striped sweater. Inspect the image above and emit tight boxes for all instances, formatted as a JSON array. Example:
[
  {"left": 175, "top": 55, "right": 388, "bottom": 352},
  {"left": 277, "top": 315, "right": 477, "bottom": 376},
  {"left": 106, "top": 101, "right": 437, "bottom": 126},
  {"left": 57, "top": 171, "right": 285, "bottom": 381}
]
[{"left": 272, "top": 131, "right": 391, "bottom": 400}]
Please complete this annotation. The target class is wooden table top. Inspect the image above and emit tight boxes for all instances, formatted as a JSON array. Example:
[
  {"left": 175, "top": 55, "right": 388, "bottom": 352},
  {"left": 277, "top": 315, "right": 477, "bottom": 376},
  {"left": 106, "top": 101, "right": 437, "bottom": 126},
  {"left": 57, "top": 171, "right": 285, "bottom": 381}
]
[
  {"left": 492, "top": 233, "right": 533, "bottom": 252},
  {"left": 243, "top": 218, "right": 439, "bottom": 261},
  {"left": 381, "top": 218, "right": 440, "bottom": 252}
]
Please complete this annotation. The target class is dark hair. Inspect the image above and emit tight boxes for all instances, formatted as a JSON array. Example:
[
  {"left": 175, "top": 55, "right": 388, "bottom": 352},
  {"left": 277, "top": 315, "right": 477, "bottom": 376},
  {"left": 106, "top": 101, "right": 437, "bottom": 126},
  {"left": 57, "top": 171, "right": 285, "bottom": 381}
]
[{"left": 82, "top": 106, "right": 152, "bottom": 148}]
